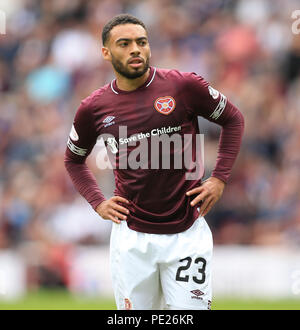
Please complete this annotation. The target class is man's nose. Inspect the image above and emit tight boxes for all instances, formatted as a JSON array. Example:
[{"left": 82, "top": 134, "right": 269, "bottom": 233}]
[{"left": 130, "top": 42, "right": 140, "bottom": 55}]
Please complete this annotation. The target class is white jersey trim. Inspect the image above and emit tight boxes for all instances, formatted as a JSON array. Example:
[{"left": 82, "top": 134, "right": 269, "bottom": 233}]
[
  {"left": 110, "top": 67, "right": 156, "bottom": 94},
  {"left": 67, "top": 138, "right": 88, "bottom": 156},
  {"left": 111, "top": 80, "right": 119, "bottom": 94},
  {"left": 146, "top": 67, "right": 156, "bottom": 87},
  {"left": 210, "top": 93, "right": 227, "bottom": 120}
]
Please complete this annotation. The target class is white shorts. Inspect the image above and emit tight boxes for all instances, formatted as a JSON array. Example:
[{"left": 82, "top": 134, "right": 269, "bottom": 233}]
[{"left": 109, "top": 216, "right": 213, "bottom": 310}]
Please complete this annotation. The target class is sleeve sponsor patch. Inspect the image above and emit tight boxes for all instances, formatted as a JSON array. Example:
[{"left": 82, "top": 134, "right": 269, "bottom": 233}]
[
  {"left": 208, "top": 85, "right": 219, "bottom": 100},
  {"left": 67, "top": 138, "right": 87, "bottom": 156},
  {"left": 69, "top": 124, "right": 79, "bottom": 141},
  {"left": 210, "top": 92, "right": 227, "bottom": 120}
]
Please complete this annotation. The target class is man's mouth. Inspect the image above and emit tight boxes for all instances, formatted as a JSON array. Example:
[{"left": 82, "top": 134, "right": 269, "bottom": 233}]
[{"left": 128, "top": 57, "right": 144, "bottom": 68}]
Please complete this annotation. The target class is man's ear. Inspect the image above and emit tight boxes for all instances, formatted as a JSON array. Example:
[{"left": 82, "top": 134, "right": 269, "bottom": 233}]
[{"left": 102, "top": 46, "right": 112, "bottom": 62}]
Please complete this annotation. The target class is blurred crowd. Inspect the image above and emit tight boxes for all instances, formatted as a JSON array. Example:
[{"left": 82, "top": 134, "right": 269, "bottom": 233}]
[{"left": 1, "top": 0, "right": 300, "bottom": 289}]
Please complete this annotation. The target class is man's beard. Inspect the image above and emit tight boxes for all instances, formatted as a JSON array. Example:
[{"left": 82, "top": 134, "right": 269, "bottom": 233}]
[{"left": 111, "top": 54, "right": 150, "bottom": 79}]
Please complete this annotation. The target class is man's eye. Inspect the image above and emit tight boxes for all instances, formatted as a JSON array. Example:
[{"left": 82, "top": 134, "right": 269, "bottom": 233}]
[
  {"left": 139, "top": 41, "right": 146, "bottom": 46},
  {"left": 120, "top": 43, "right": 128, "bottom": 47}
]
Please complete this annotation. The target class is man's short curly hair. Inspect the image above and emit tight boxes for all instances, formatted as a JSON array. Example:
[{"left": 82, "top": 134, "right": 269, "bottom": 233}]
[{"left": 102, "top": 14, "right": 147, "bottom": 46}]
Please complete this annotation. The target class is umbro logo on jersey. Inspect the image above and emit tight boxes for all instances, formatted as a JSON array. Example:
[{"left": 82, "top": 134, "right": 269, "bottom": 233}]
[
  {"left": 191, "top": 289, "right": 204, "bottom": 300},
  {"left": 103, "top": 116, "right": 115, "bottom": 123},
  {"left": 154, "top": 96, "right": 176, "bottom": 115},
  {"left": 103, "top": 116, "right": 116, "bottom": 127}
]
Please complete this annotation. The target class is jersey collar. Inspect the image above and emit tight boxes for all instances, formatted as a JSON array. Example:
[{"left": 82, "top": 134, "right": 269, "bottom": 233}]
[{"left": 111, "top": 66, "right": 156, "bottom": 95}]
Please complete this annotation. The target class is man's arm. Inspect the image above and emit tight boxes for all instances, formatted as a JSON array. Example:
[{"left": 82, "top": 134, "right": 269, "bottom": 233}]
[
  {"left": 185, "top": 73, "right": 245, "bottom": 216},
  {"left": 64, "top": 101, "right": 130, "bottom": 223}
]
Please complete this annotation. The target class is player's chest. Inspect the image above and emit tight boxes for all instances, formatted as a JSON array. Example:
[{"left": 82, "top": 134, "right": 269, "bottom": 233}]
[{"left": 96, "top": 92, "right": 191, "bottom": 138}]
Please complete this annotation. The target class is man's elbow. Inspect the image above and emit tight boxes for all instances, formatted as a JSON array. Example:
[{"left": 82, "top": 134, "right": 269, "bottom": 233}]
[
  {"left": 235, "top": 109, "right": 245, "bottom": 132},
  {"left": 225, "top": 105, "right": 245, "bottom": 132}
]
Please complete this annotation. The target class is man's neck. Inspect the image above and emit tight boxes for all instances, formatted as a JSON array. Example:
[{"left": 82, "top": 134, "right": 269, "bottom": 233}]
[{"left": 115, "top": 68, "right": 150, "bottom": 92}]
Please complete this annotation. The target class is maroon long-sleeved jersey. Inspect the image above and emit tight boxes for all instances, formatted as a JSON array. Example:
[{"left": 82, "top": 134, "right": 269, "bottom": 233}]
[{"left": 64, "top": 67, "right": 244, "bottom": 234}]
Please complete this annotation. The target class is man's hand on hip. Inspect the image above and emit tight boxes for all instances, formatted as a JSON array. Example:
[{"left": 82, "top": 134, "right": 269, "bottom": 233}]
[
  {"left": 186, "top": 176, "right": 225, "bottom": 217},
  {"left": 96, "top": 196, "right": 130, "bottom": 224}
]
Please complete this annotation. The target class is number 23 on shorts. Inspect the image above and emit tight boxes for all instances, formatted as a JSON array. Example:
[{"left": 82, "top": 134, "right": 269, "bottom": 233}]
[{"left": 175, "top": 256, "right": 207, "bottom": 284}]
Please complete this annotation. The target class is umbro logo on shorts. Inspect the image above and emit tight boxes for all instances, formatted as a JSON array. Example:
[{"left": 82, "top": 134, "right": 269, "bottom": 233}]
[{"left": 190, "top": 289, "right": 204, "bottom": 300}]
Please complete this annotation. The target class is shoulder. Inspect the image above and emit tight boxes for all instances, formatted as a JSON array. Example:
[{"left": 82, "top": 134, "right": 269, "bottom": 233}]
[
  {"left": 73, "top": 84, "right": 109, "bottom": 124},
  {"left": 156, "top": 67, "right": 188, "bottom": 80},
  {"left": 80, "top": 84, "right": 110, "bottom": 112},
  {"left": 156, "top": 67, "right": 207, "bottom": 89}
]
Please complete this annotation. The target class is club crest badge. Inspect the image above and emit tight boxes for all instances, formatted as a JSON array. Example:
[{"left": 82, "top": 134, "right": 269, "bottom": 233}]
[{"left": 154, "top": 96, "right": 176, "bottom": 115}]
